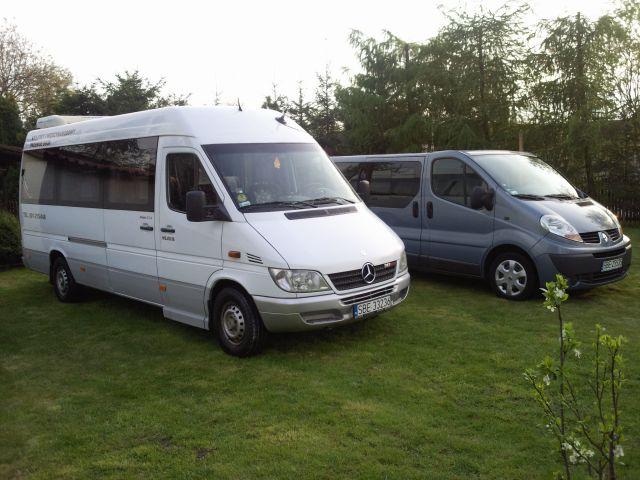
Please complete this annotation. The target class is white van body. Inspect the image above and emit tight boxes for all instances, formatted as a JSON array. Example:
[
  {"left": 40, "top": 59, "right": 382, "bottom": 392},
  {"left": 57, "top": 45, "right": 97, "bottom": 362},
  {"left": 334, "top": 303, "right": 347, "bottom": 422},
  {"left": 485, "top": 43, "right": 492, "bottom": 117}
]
[{"left": 19, "top": 107, "right": 410, "bottom": 355}]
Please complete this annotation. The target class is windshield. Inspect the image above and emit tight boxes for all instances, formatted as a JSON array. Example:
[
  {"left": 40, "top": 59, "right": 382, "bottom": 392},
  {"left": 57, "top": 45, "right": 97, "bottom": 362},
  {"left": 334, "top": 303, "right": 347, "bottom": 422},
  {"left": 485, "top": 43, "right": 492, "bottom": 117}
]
[
  {"left": 470, "top": 153, "right": 580, "bottom": 199},
  {"left": 203, "top": 143, "right": 358, "bottom": 211}
]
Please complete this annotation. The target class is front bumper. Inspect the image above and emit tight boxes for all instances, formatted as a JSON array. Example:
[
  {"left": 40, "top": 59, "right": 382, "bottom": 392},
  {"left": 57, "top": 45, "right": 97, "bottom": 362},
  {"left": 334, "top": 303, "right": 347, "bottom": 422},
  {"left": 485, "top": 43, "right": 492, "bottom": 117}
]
[
  {"left": 541, "top": 240, "right": 632, "bottom": 289},
  {"left": 254, "top": 272, "right": 411, "bottom": 332}
]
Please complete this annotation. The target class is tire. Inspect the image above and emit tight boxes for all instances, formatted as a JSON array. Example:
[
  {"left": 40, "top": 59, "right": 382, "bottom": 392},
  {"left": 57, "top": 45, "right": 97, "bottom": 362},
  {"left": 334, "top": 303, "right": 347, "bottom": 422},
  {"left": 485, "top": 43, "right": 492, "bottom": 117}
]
[
  {"left": 489, "top": 252, "right": 538, "bottom": 301},
  {"left": 212, "top": 287, "right": 265, "bottom": 357},
  {"left": 52, "top": 257, "right": 82, "bottom": 302}
]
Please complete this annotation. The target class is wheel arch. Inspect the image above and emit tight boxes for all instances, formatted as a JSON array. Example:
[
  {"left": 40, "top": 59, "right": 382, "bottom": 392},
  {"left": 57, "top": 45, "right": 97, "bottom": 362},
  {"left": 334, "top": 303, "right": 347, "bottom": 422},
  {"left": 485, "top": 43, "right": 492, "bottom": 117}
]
[
  {"left": 483, "top": 244, "right": 539, "bottom": 282},
  {"left": 48, "top": 249, "right": 67, "bottom": 284},
  {"left": 205, "top": 277, "right": 257, "bottom": 331}
]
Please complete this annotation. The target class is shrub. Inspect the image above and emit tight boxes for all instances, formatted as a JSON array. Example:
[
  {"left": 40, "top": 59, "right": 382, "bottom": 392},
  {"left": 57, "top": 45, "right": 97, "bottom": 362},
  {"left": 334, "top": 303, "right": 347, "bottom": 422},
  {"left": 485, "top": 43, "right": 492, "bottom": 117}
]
[
  {"left": 0, "top": 210, "right": 21, "bottom": 266},
  {"left": 524, "top": 275, "right": 626, "bottom": 480}
]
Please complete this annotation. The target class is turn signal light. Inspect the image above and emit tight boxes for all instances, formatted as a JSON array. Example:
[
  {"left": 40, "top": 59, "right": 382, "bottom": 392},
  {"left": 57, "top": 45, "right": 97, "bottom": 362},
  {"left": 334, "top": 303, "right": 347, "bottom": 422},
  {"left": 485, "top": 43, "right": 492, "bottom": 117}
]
[{"left": 228, "top": 251, "right": 241, "bottom": 259}]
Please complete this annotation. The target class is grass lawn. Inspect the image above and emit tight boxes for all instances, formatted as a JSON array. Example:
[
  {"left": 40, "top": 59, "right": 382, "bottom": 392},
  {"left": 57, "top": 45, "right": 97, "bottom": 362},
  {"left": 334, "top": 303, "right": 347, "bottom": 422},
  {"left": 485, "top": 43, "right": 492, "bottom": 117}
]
[{"left": 1, "top": 229, "right": 638, "bottom": 479}]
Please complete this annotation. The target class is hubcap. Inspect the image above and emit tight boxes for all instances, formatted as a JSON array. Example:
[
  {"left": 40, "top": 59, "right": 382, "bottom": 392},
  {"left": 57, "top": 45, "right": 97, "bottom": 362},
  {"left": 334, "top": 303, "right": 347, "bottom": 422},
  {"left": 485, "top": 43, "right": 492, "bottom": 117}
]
[
  {"left": 495, "top": 259, "right": 527, "bottom": 297},
  {"left": 56, "top": 267, "right": 69, "bottom": 296},
  {"left": 221, "top": 304, "right": 246, "bottom": 345}
]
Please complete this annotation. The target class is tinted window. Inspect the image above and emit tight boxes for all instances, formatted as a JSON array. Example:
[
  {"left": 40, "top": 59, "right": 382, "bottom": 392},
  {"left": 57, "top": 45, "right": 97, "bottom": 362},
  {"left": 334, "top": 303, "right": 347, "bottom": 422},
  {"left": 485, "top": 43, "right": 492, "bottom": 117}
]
[
  {"left": 337, "top": 160, "right": 421, "bottom": 208},
  {"left": 20, "top": 137, "right": 157, "bottom": 211},
  {"left": 167, "top": 153, "right": 217, "bottom": 212},
  {"left": 102, "top": 138, "right": 157, "bottom": 211},
  {"left": 431, "top": 158, "right": 487, "bottom": 207}
]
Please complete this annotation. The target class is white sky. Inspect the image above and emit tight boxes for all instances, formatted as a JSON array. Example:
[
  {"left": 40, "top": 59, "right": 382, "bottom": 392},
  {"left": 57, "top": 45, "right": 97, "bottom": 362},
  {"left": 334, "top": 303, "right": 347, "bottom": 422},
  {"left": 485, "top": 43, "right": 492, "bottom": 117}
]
[{"left": 4, "top": 0, "right": 617, "bottom": 108}]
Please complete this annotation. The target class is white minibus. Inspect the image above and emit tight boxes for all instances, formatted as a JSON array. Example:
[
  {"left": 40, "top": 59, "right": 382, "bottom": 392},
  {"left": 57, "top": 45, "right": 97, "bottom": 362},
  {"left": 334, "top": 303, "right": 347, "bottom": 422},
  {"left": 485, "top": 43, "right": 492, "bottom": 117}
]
[{"left": 19, "top": 107, "right": 410, "bottom": 356}]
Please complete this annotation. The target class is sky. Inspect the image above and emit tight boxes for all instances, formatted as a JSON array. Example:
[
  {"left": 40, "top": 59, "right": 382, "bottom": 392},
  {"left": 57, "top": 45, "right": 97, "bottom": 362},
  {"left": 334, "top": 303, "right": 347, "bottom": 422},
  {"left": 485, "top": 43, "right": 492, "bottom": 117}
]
[{"left": 4, "top": 0, "right": 618, "bottom": 109}]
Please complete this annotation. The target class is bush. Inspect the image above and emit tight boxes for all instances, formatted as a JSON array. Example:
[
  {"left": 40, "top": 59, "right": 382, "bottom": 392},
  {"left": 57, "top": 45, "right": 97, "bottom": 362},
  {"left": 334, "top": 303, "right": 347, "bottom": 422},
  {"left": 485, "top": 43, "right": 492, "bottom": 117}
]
[{"left": 0, "top": 210, "right": 21, "bottom": 266}]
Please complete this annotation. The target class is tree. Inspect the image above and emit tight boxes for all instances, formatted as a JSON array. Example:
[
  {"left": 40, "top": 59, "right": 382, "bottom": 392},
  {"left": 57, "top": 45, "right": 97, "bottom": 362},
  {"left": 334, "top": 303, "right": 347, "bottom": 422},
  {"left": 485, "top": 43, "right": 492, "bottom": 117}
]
[
  {"left": 288, "top": 81, "right": 313, "bottom": 129},
  {"left": 0, "top": 20, "right": 71, "bottom": 121},
  {"left": 336, "top": 31, "right": 428, "bottom": 154},
  {"left": 529, "top": 12, "right": 625, "bottom": 191},
  {"left": 427, "top": 3, "right": 529, "bottom": 149},
  {"left": 54, "top": 85, "right": 107, "bottom": 116},
  {"left": 261, "top": 83, "right": 289, "bottom": 112},
  {"left": 0, "top": 95, "right": 22, "bottom": 145},
  {"left": 52, "top": 71, "right": 189, "bottom": 117},
  {"left": 308, "top": 66, "right": 341, "bottom": 152},
  {"left": 100, "top": 71, "right": 188, "bottom": 115}
]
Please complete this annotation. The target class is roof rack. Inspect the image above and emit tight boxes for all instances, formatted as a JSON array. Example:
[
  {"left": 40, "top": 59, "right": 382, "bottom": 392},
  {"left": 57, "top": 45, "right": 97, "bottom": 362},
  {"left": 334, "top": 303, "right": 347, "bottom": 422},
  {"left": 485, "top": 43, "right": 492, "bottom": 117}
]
[{"left": 35, "top": 115, "right": 107, "bottom": 130}]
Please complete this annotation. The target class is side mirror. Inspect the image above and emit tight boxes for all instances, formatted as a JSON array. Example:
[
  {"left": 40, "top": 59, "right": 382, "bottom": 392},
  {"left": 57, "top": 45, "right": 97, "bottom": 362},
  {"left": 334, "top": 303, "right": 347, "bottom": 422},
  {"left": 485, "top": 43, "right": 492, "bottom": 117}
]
[
  {"left": 470, "top": 186, "right": 495, "bottom": 211},
  {"left": 186, "top": 190, "right": 232, "bottom": 222},
  {"left": 357, "top": 180, "right": 371, "bottom": 203},
  {"left": 186, "top": 190, "right": 206, "bottom": 222}
]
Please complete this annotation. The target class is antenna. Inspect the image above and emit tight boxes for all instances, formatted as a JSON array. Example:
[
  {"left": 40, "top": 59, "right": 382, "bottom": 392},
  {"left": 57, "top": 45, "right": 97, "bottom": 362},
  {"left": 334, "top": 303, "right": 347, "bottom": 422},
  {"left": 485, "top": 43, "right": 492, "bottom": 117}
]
[
  {"left": 237, "top": 98, "right": 242, "bottom": 112},
  {"left": 276, "top": 113, "right": 286, "bottom": 125}
]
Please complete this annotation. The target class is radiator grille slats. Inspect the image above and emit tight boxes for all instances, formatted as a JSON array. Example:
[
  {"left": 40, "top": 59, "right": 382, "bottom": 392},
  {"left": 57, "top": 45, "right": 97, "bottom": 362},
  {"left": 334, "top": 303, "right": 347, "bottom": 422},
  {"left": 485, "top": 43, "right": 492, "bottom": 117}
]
[
  {"left": 579, "top": 228, "right": 621, "bottom": 244},
  {"left": 328, "top": 262, "right": 397, "bottom": 291}
]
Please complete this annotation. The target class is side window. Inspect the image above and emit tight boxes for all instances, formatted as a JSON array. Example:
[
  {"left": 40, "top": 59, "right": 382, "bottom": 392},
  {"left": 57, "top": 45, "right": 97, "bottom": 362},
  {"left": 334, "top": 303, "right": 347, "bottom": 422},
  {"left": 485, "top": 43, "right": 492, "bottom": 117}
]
[
  {"left": 166, "top": 153, "right": 218, "bottom": 213},
  {"left": 102, "top": 137, "right": 157, "bottom": 212},
  {"left": 364, "top": 161, "right": 422, "bottom": 208},
  {"left": 431, "top": 158, "right": 487, "bottom": 208}
]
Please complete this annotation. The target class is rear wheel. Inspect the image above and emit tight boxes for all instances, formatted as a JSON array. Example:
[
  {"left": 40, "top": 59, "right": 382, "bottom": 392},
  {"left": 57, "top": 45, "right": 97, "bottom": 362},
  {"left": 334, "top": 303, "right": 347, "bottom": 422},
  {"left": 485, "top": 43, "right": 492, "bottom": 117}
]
[
  {"left": 489, "top": 252, "right": 537, "bottom": 300},
  {"left": 212, "top": 287, "right": 265, "bottom": 357},
  {"left": 52, "top": 257, "right": 82, "bottom": 302}
]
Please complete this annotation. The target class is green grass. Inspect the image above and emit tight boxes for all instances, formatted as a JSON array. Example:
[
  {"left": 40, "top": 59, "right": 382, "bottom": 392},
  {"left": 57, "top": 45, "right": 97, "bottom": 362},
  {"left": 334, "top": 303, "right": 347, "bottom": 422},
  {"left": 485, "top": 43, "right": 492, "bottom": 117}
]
[{"left": 1, "top": 230, "right": 639, "bottom": 479}]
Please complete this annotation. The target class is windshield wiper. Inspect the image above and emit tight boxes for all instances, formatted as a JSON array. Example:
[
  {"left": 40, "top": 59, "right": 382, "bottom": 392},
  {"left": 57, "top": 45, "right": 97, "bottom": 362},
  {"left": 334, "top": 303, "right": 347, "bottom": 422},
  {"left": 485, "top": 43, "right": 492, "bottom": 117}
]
[
  {"left": 307, "top": 196, "right": 355, "bottom": 205},
  {"left": 544, "top": 194, "right": 579, "bottom": 200},
  {"left": 239, "top": 200, "right": 317, "bottom": 212},
  {"left": 511, "top": 193, "right": 546, "bottom": 200}
]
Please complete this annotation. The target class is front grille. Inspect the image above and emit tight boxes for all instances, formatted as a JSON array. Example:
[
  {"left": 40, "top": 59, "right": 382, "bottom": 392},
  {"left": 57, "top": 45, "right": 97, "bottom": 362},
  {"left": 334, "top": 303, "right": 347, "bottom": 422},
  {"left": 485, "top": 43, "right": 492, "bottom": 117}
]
[
  {"left": 341, "top": 286, "right": 394, "bottom": 306},
  {"left": 579, "top": 228, "right": 621, "bottom": 244},
  {"left": 328, "top": 261, "right": 397, "bottom": 291},
  {"left": 593, "top": 248, "right": 625, "bottom": 259},
  {"left": 577, "top": 268, "right": 627, "bottom": 285}
]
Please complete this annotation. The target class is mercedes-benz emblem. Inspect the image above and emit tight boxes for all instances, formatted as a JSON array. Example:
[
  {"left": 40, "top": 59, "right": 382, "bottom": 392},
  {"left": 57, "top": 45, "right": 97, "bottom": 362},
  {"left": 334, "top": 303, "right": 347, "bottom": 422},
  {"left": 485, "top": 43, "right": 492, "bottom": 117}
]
[
  {"left": 361, "top": 262, "right": 376, "bottom": 284},
  {"left": 599, "top": 231, "right": 610, "bottom": 244}
]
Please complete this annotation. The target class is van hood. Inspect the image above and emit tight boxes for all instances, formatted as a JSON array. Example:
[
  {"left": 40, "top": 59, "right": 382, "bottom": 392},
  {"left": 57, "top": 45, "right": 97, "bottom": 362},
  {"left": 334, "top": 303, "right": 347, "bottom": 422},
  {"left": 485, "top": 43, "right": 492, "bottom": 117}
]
[
  {"left": 244, "top": 204, "right": 404, "bottom": 273},
  {"left": 535, "top": 198, "right": 617, "bottom": 233}
]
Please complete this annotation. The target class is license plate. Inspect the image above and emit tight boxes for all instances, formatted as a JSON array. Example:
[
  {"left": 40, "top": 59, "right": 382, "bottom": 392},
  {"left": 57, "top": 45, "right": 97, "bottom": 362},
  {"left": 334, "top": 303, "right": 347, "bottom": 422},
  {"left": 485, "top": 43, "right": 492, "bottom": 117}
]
[
  {"left": 601, "top": 257, "right": 623, "bottom": 272},
  {"left": 354, "top": 295, "right": 392, "bottom": 319}
]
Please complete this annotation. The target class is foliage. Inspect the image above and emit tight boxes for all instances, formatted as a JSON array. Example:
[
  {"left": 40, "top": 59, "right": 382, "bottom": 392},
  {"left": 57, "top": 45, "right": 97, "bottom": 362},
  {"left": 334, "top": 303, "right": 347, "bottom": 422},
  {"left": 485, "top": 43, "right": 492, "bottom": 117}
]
[
  {"left": 0, "top": 95, "right": 23, "bottom": 145},
  {"left": 0, "top": 20, "right": 72, "bottom": 122},
  {"left": 52, "top": 71, "right": 189, "bottom": 117},
  {"left": 524, "top": 275, "right": 626, "bottom": 479},
  {"left": 0, "top": 210, "right": 20, "bottom": 265}
]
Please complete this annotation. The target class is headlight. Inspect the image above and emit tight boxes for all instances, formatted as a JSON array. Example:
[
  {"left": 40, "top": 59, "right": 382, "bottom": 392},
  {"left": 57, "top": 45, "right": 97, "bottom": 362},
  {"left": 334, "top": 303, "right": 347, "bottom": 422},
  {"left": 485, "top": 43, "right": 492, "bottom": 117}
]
[
  {"left": 398, "top": 250, "right": 408, "bottom": 273},
  {"left": 540, "top": 214, "right": 583, "bottom": 242},
  {"left": 268, "top": 268, "right": 330, "bottom": 293}
]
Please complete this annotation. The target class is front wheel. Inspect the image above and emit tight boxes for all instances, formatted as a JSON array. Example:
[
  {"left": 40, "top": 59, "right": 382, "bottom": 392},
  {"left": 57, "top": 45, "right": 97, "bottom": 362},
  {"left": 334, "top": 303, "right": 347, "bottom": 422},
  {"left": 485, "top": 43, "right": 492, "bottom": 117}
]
[
  {"left": 212, "top": 287, "right": 265, "bottom": 357},
  {"left": 52, "top": 257, "right": 82, "bottom": 302},
  {"left": 489, "top": 252, "right": 537, "bottom": 301}
]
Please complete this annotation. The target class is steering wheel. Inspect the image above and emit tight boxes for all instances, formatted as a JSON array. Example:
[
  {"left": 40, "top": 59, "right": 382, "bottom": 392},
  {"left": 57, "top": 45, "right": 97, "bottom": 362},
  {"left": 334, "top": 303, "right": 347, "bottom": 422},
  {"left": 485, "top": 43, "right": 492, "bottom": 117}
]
[{"left": 249, "top": 182, "right": 283, "bottom": 204}]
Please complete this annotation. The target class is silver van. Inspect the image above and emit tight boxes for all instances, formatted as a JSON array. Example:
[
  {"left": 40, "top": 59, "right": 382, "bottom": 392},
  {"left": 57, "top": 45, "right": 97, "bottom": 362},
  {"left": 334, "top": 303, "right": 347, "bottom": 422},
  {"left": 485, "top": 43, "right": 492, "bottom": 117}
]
[{"left": 334, "top": 150, "right": 632, "bottom": 300}]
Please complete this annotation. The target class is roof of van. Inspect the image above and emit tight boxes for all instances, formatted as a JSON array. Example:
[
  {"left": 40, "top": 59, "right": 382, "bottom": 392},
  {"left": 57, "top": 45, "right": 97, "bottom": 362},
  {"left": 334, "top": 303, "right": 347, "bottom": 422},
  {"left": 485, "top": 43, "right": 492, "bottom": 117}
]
[
  {"left": 23, "top": 106, "right": 313, "bottom": 151},
  {"left": 333, "top": 150, "right": 534, "bottom": 160}
]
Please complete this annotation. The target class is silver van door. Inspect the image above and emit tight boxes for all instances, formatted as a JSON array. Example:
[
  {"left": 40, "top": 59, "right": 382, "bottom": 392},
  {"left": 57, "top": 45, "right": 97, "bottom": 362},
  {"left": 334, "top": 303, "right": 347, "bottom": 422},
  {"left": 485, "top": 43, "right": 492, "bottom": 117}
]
[
  {"left": 156, "top": 146, "right": 224, "bottom": 328},
  {"left": 103, "top": 137, "right": 160, "bottom": 304},
  {"left": 425, "top": 152, "right": 495, "bottom": 276}
]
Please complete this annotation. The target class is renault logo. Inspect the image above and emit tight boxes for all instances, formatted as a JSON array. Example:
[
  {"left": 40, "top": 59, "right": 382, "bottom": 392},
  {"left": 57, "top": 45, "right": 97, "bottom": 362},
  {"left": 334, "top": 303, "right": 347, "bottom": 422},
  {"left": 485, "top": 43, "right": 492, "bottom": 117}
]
[
  {"left": 599, "top": 231, "right": 610, "bottom": 245},
  {"left": 361, "top": 262, "right": 376, "bottom": 284}
]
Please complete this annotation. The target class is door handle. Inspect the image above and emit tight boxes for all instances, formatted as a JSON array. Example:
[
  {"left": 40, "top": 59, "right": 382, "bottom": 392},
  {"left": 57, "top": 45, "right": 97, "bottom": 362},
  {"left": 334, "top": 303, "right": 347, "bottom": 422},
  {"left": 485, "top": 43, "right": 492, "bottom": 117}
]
[
  {"left": 161, "top": 226, "right": 175, "bottom": 233},
  {"left": 412, "top": 201, "right": 419, "bottom": 218},
  {"left": 426, "top": 201, "right": 433, "bottom": 219},
  {"left": 140, "top": 224, "right": 154, "bottom": 231}
]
